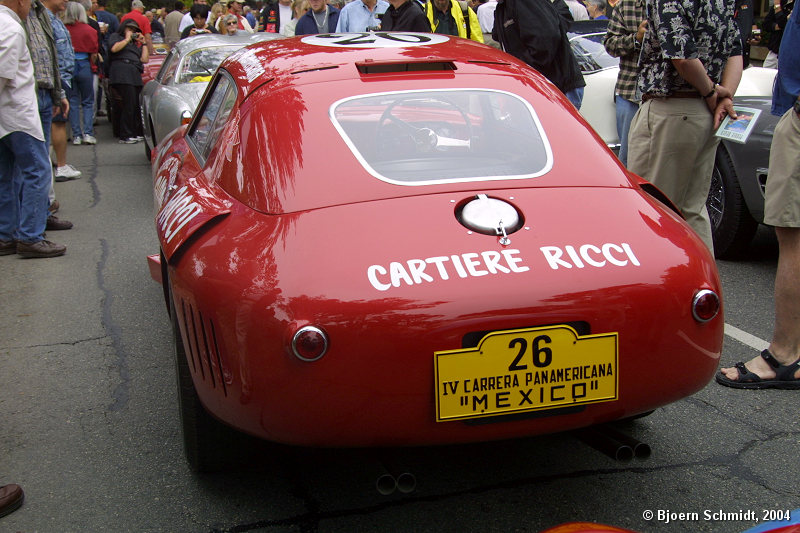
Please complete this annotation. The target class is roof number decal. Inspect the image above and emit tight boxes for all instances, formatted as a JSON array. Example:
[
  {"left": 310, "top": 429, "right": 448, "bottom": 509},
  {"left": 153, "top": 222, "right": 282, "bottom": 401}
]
[{"left": 302, "top": 32, "right": 449, "bottom": 48}]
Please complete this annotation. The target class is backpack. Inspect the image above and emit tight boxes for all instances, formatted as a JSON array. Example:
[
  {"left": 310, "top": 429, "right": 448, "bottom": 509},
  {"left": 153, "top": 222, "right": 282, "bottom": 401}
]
[{"left": 456, "top": 0, "right": 471, "bottom": 39}]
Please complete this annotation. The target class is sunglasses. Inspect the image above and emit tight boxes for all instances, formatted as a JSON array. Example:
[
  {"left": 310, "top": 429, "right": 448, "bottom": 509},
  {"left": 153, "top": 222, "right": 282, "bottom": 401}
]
[{"left": 227, "top": 21, "right": 237, "bottom": 24}]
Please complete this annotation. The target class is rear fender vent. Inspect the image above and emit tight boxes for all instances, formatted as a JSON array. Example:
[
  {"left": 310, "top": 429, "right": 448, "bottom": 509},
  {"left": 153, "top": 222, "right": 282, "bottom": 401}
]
[
  {"left": 356, "top": 60, "right": 457, "bottom": 74},
  {"left": 639, "top": 182, "right": 683, "bottom": 218},
  {"left": 178, "top": 298, "right": 229, "bottom": 397}
]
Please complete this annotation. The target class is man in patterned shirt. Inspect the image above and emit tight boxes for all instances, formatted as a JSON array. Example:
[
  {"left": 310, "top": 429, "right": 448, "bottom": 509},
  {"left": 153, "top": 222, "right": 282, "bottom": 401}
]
[
  {"left": 626, "top": 0, "right": 742, "bottom": 252},
  {"left": 603, "top": 0, "right": 645, "bottom": 166}
]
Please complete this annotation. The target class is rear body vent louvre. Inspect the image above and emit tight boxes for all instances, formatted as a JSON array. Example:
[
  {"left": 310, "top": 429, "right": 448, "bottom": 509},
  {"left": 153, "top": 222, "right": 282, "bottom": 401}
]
[
  {"left": 178, "top": 298, "right": 229, "bottom": 397},
  {"left": 356, "top": 60, "right": 457, "bottom": 74}
]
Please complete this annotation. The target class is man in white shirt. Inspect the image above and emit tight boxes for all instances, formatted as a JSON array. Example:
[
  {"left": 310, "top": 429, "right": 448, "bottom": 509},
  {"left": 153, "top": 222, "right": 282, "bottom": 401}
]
[
  {"left": 564, "top": 0, "right": 589, "bottom": 20},
  {"left": 260, "top": 0, "right": 293, "bottom": 34},
  {"left": 0, "top": 0, "right": 67, "bottom": 257},
  {"left": 476, "top": 0, "right": 498, "bottom": 47}
]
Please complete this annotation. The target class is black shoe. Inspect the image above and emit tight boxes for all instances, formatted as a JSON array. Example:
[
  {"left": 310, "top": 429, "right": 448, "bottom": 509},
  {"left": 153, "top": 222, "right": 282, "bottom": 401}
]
[
  {"left": 0, "top": 484, "right": 24, "bottom": 518},
  {"left": 46, "top": 215, "right": 73, "bottom": 230},
  {"left": 16, "top": 239, "right": 66, "bottom": 258},
  {"left": 0, "top": 239, "right": 16, "bottom": 256}
]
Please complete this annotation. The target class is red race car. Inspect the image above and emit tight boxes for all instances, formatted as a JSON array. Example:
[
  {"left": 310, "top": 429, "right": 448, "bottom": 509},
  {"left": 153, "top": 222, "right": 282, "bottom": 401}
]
[{"left": 148, "top": 33, "right": 723, "bottom": 472}]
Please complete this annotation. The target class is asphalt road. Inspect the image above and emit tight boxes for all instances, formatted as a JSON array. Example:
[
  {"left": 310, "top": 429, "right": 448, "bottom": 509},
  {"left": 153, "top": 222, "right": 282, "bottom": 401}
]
[{"left": 1, "top": 122, "right": 798, "bottom": 533}]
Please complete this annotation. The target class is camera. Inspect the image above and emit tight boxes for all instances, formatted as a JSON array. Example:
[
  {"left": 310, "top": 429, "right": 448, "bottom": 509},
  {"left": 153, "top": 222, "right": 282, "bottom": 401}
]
[{"left": 132, "top": 31, "right": 141, "bottom": 39}]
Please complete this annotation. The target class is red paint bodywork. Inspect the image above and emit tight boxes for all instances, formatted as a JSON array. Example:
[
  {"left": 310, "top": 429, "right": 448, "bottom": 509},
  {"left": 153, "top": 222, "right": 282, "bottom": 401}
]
[
  {"left": 151, "top": 35, "right": 724, "bottom": 447},
  {"left": 142, "top": 52, "right": 167, "bottom": 85}
]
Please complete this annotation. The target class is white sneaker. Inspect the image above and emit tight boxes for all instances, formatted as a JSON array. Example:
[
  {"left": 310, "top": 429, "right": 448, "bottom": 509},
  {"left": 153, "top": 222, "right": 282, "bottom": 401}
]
[
  {"left": 72, "top": 136, "right": 82, "bottom": 145},
  {"left": 83, "top": 135, "right": 97, "bottom": 145},
  {"left": 55, "top": 164, "right": 82, "bottom": 181}
]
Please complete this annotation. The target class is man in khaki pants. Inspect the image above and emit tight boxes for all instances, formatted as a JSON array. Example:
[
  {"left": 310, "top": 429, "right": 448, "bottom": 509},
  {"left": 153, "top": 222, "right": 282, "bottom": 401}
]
[{"left": 626, "top": 0, "right": 742, "bottom": 253}]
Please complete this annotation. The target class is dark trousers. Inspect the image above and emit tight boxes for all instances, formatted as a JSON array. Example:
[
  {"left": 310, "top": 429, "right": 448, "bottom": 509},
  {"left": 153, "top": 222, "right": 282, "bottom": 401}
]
[{"left": 111, "top": 83, "right": 143, "bottom": 140}]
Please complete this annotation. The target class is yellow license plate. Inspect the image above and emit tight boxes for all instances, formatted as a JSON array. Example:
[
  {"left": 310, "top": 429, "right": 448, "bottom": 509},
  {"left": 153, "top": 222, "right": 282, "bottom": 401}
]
[{"left": 435, "top": 325, "right": 618, "bottom": 422}]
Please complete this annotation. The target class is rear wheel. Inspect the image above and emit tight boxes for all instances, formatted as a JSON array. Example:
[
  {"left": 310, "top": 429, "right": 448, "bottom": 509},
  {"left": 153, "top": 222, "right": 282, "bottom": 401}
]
[
  {"left": 169, "top": 291, "right": 249, "bottom": 473},
  {"left": 707, "top": 147, "right": 758, "bottom": 259},
  {"left": 144, "top": 118, "right": 155, "bottom": 161}
]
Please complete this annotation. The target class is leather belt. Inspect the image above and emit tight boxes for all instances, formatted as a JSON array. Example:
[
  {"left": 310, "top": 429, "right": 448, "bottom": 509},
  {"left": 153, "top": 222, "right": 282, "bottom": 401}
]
[{"left": 642, "top": 91, "right": 701, "bottom": 102}]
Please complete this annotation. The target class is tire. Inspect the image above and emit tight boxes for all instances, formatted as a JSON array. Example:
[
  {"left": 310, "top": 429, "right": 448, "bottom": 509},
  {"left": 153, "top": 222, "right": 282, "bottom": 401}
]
[
  {"left": 169, "top": 290, "right": 248, "bottom": 473},
  {"left": 706, "top": 147, "right": 758, "bottom": 259},
  {"left": 144, "top": 118, "right": 154, "bottom": 161}
]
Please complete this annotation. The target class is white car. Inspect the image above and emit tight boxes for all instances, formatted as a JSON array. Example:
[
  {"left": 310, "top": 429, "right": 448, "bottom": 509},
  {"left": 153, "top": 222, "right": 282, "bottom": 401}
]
[{"left": 569, "top": 28, "right": 620, "bottom": 149}]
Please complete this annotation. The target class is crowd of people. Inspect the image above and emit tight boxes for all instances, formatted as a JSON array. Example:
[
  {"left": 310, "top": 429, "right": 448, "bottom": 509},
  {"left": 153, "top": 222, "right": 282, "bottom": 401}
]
[{"left": 1, "top": 0, "right": 798, "bottom": 517}]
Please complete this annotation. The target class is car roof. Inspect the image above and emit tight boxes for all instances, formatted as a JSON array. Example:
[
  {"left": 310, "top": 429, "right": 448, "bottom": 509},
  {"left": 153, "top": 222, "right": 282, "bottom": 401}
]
[
  {"left": 173, "top": 32, "right": 283, "bottom": 55},
  {"left": 221, "top": 33, "right": 526, "bottom": 97}
]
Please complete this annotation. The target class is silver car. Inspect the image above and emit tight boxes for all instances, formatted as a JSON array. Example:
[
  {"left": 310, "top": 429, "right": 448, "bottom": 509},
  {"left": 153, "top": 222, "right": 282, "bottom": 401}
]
[
  {"left": 141, "top": 33, "right": 283, "bottom": 160},
  {"left": 707, "top": 67, "right": 778, "bottom": 258}
]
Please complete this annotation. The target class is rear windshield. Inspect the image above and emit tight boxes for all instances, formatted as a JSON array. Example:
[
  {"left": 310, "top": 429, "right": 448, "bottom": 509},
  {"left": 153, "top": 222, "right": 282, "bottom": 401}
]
[{"left": 330, "top": 89, "right": 552, "bottom": 186}]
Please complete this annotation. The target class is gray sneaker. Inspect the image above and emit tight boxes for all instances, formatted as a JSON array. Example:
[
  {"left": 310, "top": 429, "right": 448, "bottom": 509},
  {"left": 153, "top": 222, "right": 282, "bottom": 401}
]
[{"left": 16, "top": 239, "right": 66, "bottom": 258}]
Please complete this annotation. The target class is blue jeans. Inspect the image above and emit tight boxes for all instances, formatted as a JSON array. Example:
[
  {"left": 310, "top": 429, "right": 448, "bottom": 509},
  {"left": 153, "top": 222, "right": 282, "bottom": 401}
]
[
  {"left": 565, "top": 87, "right": 584, "bottom": 110},
  {"left": 68, "top": 58, "right": 95, "bottom": 137},
  {"left": 615, "top": 95, "right": 639, "bottom": 166},
  {"left": 0, "top": 131, "right": 51, "bottom": 243}
]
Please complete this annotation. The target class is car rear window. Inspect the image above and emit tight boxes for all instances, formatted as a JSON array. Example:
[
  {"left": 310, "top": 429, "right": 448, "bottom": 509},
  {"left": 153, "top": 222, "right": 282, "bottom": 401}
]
[{"left": 330, "top": 89, "right": 552, "bottom": 186}]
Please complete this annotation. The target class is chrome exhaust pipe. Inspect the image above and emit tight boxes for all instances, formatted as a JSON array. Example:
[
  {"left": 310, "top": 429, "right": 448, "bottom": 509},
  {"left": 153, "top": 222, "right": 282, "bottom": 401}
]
[
  {"left": 376, "top": 472, "right": 397, "bottom": 495},
  {"left": 600, "top": 425, "right": 651, "bottom": 459},
  {"left": 575, "top": 426, "right": 634, "bottom": 461},
  {"left": 395, "top": 472, "right": 416, "bottom": 494}
]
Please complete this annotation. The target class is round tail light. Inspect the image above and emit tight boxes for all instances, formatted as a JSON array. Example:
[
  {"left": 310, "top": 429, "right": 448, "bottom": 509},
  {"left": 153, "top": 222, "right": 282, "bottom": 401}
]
[
  {"left": 291, "top": 326, "right": 329, "bottom": 362},
  {"left": 692, "top": 289, "right": 720, "bottom": 323},
  {"left": 180, "top": 110, "right": 193, "bottom": 126}
]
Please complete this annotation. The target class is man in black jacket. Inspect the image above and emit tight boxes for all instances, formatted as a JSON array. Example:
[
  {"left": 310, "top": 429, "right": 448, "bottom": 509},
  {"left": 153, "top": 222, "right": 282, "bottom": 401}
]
[
  {"left": 380, "top": 0, "right": 429, "bottom": 31},
  {"left": 260, "top": 0, "right": 292, "bottom": 33},
  {"left": 492, "top": 0, "right": 585, "bottom": 108},
  {"left": 762, "top": 0, "right": 794, "bottom": 69}
]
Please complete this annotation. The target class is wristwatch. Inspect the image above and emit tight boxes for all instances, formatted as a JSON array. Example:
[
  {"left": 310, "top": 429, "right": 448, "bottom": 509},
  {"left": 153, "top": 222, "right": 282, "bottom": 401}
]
[
  {"left": 703, "top": 84, "right": 717, "bottom": 99},
  {"left": 794, "top": 98, "right": 800, "bottom": 117}
]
